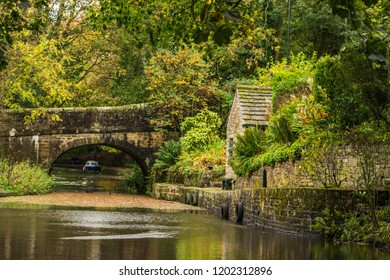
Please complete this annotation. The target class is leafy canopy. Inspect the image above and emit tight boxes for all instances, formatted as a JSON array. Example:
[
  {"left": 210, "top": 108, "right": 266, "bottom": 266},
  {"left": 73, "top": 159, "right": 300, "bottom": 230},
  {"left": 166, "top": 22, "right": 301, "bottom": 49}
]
[{"left": 145, "top": 47, "right": 220, "bottom": 131}]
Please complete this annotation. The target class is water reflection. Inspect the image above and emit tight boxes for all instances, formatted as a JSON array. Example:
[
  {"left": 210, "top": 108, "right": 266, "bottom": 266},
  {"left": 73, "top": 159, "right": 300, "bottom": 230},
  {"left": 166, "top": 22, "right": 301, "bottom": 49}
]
[
  {"left": 51, "top": 167, "right": 129, "bottom": 193},
  {"left": 0, "top": 205, "right": 389, "bottom": 260}
]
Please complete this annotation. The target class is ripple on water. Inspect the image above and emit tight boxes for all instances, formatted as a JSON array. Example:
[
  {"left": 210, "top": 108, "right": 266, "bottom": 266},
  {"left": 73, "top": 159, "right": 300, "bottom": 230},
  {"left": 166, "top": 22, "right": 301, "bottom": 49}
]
[{"left": 61, "top": 231, "right": 178, "bottom": 240}]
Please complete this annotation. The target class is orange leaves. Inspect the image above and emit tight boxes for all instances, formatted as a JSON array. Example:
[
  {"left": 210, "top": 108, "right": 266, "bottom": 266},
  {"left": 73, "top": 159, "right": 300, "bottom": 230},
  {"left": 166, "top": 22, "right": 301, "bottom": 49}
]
[{"left": 296, "top": 95, "right": 329, "bottom": 128}]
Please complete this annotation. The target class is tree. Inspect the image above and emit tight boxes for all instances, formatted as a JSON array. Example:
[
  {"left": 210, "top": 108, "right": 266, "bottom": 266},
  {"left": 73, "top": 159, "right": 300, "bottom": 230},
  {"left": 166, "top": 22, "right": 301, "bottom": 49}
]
[
  {"left": 0, "top": 0, "right": 130, "bottom": 114},
  {"left": 88, "top": 0, "right": 256, "bottom": 47},
  {"left": 288, "top": 0, "right": 348, "bottom": 57},
  {"left": 0, "top": 29, "right": 74, "bottom": 121},
  {"left": 0, "top": 0, "right": 48, "bottom": 70},
  {"left": 145, "top": 46, "right": 221, "bottom": 132},
  {"left": 348, "top": 124, "right": 389, "bottom": 228}
]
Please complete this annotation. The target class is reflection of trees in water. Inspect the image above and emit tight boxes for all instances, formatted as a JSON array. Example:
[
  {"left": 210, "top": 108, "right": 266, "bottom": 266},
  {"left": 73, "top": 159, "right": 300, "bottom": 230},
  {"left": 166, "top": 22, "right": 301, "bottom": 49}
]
[
  {"left": 51, "top": 167, "right": 129, "bottom": 193},
  {"left": 51, "top": 165, "right": 146, "bottom": 194}
]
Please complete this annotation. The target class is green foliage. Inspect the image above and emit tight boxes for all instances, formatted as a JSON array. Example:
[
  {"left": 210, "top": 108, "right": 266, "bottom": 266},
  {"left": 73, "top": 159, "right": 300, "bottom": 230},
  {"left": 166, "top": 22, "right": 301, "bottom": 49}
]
[
  {"left": 0, "top": 0, "right": 48, "bottom": 69},
  {"left": 0, "top": 30, "right": 73, "bottom": 115},
  {"left": 123, "top": 163, "right": 145, "bottom": 194},
  {"left": 0, "top": 159, "right": 53, "bottom": 195},
  {"left": 314, "top": 205, "right": 390, "bottom": 249},
  {"left": 266, "top": 98, "right": 301, "bottom": 144},
  {"left": 180, "top": 109, "right": 222, "bottom": 153},
  {"left": 145, "top": 47, "right": 221, "bottom": 131},
  {"left": 88, "top": 0, "right": 258, "bottom": 47},
  {"left": 0, "top": 159, "right": 11, "bottom": 189},
  {"left": 151, "top": 112, "right": 225, "bottom": 185},
  {"left": 260, "top": 53, "right": 315, "bottom": 111},
  {"left": 314, "top": 54, "right": 384, "bottom": 129},
  {"left": 151, "top": 140, "right": 182, "bottom": 184},
  {"left": 255, "top": 141, "right": 303, "bottom": 167},
  {"left": 176, "top": 139, "right": 226, "bottom": 186},
  {"left": 288, "top": 0, "right": 348, "bottom": 57},
  {"left": 231, "top": 126, "right": 267, "bottom": 176},
  {"left": 379, "top": 206, "right": 390, "bottom": 223},
  {"left": 153, "top": 140, "right": 182, "bottom": 171},
  {"left": 109, "top": 32, "right": 150, "bottom": 105},
  {"left": 151, "top": 108, "right": 225, "bottom": 185},
  {"left": 313, "top": 207, "right": 353, "bottom": 240}
]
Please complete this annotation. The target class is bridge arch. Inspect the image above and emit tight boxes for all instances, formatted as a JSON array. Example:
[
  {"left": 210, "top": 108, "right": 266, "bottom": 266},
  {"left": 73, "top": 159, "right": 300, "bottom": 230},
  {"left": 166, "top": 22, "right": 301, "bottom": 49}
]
[
  {"left": 0, "top": 106, "right": 175, "bottom": 176},
  {"left": 50, "top": 134, "right": 152, "bottom": 178}
]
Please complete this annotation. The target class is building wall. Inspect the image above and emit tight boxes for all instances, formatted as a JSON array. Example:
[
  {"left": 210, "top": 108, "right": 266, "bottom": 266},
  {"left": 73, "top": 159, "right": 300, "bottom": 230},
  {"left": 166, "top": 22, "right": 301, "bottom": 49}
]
[{"left": 225, "top": 92, "right": 244, "bottom": 179}]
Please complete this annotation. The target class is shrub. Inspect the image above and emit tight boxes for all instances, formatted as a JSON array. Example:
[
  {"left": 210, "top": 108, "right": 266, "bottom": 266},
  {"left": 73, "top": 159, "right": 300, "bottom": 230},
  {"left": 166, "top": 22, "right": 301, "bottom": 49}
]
[
  {"left": 153, "top": 140, "right": 181, "bottom": 171},
  {"left": 263, "top": 52, "right": 315, "bottom": 111},
  {"left": 124, "top": 163, "right": 145, "bottom": 194},
  {"left": 314, "top": 206, "right": 390, "bottom": 249},
  {"left": 0, "top": 159, "right": 11, "bottom": 189},
  {"left": 4, "top": 161, "right": 53, "bottom": 195},
  {"left": 266, "top": 98, "right": 302, "bottom": 144},
  {"left": 180, "top": 109, "right": 222, "bottom": 153},
  {"left": 176, "top": 139, "right": 226, "bottom": 186}
]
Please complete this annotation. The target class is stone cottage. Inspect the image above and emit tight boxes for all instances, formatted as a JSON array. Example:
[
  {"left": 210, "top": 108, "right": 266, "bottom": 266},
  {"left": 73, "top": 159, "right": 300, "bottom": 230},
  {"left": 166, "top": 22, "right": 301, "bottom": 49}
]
[{"left": 225, "top": 85, "right": 273, "bottom": 179}]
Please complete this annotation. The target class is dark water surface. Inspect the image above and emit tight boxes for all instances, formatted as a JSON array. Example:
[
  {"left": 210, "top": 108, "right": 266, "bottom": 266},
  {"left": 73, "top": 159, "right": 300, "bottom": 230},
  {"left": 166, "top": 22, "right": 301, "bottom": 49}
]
[{"left": 0, "top": 204, "right": 389, "bottom": 260}]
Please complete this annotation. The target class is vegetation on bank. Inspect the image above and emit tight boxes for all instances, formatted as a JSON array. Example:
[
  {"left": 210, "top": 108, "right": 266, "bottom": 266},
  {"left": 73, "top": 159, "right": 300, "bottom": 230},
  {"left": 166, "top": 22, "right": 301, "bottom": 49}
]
[
  {"left": 0, "top": 159, "right": 53, "bottom": 195},
  {"left": 150, "top": 109, "right": 226, "bottom": 186},
  {"left": 314, "top": 205, "right": 390, "bottom": 251}
]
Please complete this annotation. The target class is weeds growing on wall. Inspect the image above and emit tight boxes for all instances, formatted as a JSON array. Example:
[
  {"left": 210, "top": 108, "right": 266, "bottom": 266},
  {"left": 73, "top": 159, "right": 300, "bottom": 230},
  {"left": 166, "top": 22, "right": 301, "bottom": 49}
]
[
  {"left": 302, "top": 132, "right": 345, "bottom": 188},
  {"left": 347, "top": 124, "right": 390, "bottom": 228}
]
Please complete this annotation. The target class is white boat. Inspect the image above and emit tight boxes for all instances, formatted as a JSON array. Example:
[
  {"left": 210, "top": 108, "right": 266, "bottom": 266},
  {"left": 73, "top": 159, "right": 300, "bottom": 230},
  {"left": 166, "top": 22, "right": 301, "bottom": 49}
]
[{"left": 82, "top": 160, "right": 101, "bottom": 171}]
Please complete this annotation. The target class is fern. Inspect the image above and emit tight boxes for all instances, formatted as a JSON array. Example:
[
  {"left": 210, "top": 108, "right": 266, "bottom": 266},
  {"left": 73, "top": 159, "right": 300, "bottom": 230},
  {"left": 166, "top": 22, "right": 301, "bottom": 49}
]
[
  {"left": 152, "top": 140, "right": 181, "bottom": 171},
  {"left": 231, "top": 126, "right": 266, "bottom": 176}
]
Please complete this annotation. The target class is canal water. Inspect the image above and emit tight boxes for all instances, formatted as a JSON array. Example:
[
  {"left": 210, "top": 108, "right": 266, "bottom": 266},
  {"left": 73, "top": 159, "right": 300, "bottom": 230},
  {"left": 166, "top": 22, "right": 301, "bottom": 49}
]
[
  {"left": 0, "top": 167, "right": 389, "bottom": 260},
  {"left": 50, "top": 166, "right": 131, "bottom": 193}
]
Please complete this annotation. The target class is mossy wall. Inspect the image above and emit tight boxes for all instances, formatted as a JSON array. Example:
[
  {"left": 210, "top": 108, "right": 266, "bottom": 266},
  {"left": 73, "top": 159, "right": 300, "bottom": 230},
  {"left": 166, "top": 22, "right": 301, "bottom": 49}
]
[
  {"left": 154, "top": 183, "right": 390, "bottom": 236},
  {"left": 235, "top": 150, "right": 390, "bottom": 190}
]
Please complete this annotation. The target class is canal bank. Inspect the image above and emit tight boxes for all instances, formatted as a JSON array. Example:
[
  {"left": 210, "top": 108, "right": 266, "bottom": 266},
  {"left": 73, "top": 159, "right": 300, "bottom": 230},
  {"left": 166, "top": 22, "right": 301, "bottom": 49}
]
[
  {"left": 0, "top": 192, "right": 200, "bottom": 211},
  {"left": 153, "top": 183, "right": 390, "bottom": 236}
]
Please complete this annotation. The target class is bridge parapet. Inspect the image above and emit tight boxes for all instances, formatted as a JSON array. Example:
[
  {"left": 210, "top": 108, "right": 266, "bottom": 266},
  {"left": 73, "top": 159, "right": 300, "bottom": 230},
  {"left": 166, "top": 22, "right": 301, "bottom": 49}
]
[{"left": 0, "top": 104, "right": 155, "bottom": 137}]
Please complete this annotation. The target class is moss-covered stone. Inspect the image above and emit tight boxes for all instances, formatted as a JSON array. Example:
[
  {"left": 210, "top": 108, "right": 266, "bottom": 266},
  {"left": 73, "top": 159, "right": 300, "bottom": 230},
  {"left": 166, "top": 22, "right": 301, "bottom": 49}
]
[{"left": 154, "top": 183, "right": 390, "bottom": 236}]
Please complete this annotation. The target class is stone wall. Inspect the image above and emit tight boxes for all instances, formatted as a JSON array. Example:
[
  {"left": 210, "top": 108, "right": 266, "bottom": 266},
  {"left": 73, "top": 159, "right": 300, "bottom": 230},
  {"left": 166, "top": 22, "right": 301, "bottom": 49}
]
[
  {"left": 235, "top": 146, "right": 390, "bottom": 190},
  {"left": 225, "top": 91, "right": 244, "bottom": 179},
  {"left": 154, "top": 183, "right": 390, "bottom": 236}
]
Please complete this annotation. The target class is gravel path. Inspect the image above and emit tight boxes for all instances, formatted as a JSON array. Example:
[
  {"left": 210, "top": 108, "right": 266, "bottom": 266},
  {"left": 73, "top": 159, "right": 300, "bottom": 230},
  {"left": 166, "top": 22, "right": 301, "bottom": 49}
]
[{"left": 0, "top": 192, "right": 198, "bottom": 210}]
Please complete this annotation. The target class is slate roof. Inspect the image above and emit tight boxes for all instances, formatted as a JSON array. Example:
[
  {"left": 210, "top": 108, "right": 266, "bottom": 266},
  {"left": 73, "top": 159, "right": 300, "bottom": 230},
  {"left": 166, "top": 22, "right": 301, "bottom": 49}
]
[{"left": 236, "top": 85, "right": 272, "bottom": 127}]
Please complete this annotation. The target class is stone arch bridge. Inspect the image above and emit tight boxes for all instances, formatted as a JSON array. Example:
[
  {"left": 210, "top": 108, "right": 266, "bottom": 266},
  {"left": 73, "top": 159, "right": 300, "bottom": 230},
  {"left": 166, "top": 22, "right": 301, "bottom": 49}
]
[{"left": 0, "top": 105, "right": 174, "bottom": 176}]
